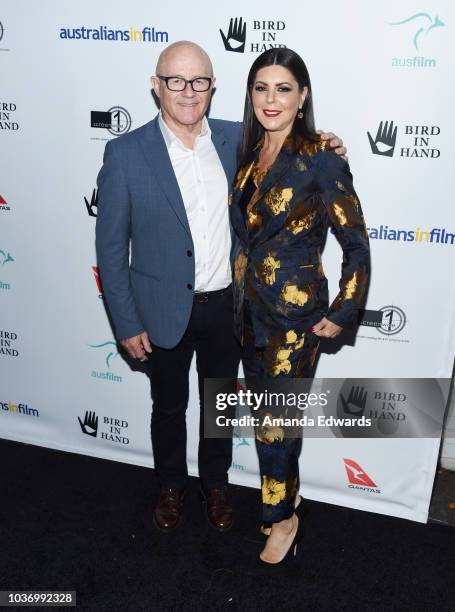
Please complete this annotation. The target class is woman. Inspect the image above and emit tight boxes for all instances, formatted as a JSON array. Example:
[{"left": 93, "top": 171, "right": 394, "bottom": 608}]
[{"left": 229, "top": 48, "right": 370, "bottom": 565}]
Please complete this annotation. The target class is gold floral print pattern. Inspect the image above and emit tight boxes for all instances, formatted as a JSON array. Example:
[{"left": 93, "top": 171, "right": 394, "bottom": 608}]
[
  {"left": 234, "top": 161, "right": 255, "bottom": 190},
  {"left": 261, "top": 476, "right": 298, "bottom": 506},
  {"left": 344, "top": 268, "right": 368, "bottom": 302},
  {"left": 285, "top": 207, "right": 317, "bottom": 235},
  {"left": 256, "top": 414, "right": 285, "bottom": 445},
  {"left": 345, "top": 271, "right": 358, "bottom": 299},
  {"left": 275, "top": 348, "right": 293, "bottom": 374},
  {"left": 257, "top": 254, "right": 281, "bottom": 286},
  {"left": 285, "top": 330, "right": 297, "bottom": 343},
  {"left": 331, "top": 194, "right": 361, "bottom": 227},
  {"left": 263, "top": 329, "right": 306, "bottom": 377},
  {"left": 295, "top": 333, "right": 306, "bottom": 350},
  {"left": 298, "top": 138, "right": 328, "bottom": 157},
  {"left": 264, "top": 186, "right": 293, "bottom": 216},
  {"left": 234, "top": 252, "right": 248, "bottom": 286},
  {"left": 261, "top": 477, "right": 287, "bottom": 505},
  {"left": 295, "top": 159, "right": 308, "bottom": 172},
  {"left": 246, "top": 209, "right": 263, "bottom": 232},
  {"left": 333, "top": 202, "right": 348, "bottom": 226},
  {"left": 336, "top": 180, "right": 347, "bottom": 192},
  {"left": 280, "top": 282, "right": 310, "bottom": 306},
  {"left": 251, "top": 163, "right": 268, "bottom": 188}
]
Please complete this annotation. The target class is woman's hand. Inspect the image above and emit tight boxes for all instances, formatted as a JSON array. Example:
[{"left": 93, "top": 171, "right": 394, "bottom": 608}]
[{"left": 310, "top": 317, "right": 343, "bottom": 339}]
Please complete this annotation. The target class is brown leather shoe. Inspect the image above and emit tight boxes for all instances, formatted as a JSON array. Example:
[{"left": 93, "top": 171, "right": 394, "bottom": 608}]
[
  {"left": 153, "top": 486, "right": 185, "bottom": 532},
  {"left": 200, "top": 486, "right": 233, "bottom": 532}
]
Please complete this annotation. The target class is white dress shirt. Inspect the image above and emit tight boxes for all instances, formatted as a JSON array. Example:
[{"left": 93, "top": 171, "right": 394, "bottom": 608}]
[{"left": 158, "top": 113, "right": 232, "bottom": 292}]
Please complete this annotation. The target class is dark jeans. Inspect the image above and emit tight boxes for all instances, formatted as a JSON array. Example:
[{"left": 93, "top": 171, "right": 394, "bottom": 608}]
[{"left": 147, "top": 286, "right": 241, "bottom": 489}]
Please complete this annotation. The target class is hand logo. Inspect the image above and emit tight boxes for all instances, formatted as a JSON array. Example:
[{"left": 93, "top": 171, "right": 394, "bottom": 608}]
[
  {"left": 340, "top": 386, "right": 367, "bottom": 416},
  {"left": 84, "top": 188, "right": 98, "bottom": 217},
  {"left": 367, "top": 121, "right": 397, "bottom": 157},
  {"left": 220, "top": 18, "right": 247, "bottom": 53},
  {"left": 78, "top": 410, "right": 98, "bottom": 437}
]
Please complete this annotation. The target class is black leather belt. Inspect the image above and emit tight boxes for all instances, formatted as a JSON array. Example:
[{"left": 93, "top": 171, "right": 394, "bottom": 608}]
[{"left": 193, "top": 285, "right": 231, "bottom": 303}]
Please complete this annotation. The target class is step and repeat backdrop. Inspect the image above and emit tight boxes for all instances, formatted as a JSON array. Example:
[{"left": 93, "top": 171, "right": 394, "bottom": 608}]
[{"left": 1, "top": 0, "right": 454, "bottom": 523}]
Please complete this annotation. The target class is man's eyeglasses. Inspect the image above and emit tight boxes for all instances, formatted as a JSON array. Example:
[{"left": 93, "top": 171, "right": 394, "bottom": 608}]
[{"left": 157, "top": 75, "right": 212, "bottom": 92}]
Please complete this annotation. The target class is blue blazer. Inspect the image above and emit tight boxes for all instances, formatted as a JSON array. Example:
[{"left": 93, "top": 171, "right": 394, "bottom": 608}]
[
  {"left": 230, "top": 136, "right": 370, "bottom": 347},
  {"left": 95, "top": 115, "right": 241, "bottom": 348}
]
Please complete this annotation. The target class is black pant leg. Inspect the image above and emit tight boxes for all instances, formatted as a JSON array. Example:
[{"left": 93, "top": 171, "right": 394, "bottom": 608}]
[
  {"left": 147, "top": 334, "right": 194, "bottom": 489},
  {"left": 193, "top": 289, "right": 241, "bottom": 488}
]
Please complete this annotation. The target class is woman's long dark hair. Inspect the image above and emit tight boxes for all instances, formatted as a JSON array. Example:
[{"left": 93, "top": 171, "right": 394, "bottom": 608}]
[{"left": 239, "top": 48, "right": 318, "bottom": 166}]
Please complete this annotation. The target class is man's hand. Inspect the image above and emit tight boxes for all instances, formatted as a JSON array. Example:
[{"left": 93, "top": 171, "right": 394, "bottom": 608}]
[
  {"left": 120, "top": 331, "right": 153, "bottom": 361},
  {"left": 317, "top": 129, "right": 347, "bottom": 160},
  {"left": 310, "top": 317, "right": 343, "bottom": 339}
]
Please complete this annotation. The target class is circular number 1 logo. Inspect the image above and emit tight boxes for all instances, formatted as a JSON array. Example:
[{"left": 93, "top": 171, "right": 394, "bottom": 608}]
[
  {"left": 378, "top": 305, "right": 406, "bottom": 335},
  {"left": 107, "top": 106, "right": 131, "bottom": 136}
]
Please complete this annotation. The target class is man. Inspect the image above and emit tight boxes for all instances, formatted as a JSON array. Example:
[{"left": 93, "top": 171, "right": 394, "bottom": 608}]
[{"left": 96, "top": 41, "right": 346, "bottom": 533}]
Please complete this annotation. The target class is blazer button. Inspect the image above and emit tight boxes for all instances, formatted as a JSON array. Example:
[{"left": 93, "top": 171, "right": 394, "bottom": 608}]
[
  {"left": 187, "top": 250, "right": 192, "bottom": 257},
  {"left": 187, "top": 283, "right": 193, "bottom": 290}
]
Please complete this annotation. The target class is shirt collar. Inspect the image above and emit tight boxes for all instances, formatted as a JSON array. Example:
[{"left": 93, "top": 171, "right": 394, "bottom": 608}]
[{"left": 158, "top": 112, "right": 211, "bottom": 151}]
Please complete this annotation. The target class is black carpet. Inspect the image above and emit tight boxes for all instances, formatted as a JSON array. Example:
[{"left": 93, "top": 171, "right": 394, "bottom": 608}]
[{"left": 1, "top": 439, "right": 454, "bottom": 612}]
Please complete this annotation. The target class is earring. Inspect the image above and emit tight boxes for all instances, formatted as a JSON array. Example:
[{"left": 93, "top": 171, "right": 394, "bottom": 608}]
[{"left": 297, "top": 108, "right": 303, "bottom": 119}]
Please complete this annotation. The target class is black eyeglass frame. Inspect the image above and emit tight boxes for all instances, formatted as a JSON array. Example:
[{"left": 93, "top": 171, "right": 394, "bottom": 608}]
[{"left": 157, "top": 75, "right": 213, "bottom": 92}]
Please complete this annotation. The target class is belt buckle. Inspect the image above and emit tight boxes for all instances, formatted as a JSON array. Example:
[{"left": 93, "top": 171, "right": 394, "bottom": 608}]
[{"left": 196, "top": 292, "right": 209, "bottom": 303}]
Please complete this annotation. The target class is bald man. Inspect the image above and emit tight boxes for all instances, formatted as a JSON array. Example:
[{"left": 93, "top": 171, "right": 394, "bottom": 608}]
[{"left": 96, "top": 41, "right": 346, "bottom": 533}]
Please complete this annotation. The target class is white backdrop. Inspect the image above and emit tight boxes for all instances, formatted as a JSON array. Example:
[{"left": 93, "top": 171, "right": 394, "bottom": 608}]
[{"left": 1, "top": 0, "right": 454, "bottom": 523}]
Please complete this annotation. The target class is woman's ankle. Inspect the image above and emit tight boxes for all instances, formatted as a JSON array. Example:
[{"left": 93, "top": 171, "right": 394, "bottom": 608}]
[{"left": 271, "top": 514, "right": 296, "bottom": 534}]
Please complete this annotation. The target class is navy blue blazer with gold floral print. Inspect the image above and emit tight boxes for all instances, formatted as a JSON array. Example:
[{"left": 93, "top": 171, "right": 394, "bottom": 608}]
[{"left": 229, "top": 136, "right": 370, "bottom": 348}]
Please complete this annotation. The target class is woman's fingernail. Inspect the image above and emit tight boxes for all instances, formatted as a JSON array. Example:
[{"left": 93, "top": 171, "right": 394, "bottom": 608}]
[{"left": 308, "top": 327, "right": 314, "bottom": 333}]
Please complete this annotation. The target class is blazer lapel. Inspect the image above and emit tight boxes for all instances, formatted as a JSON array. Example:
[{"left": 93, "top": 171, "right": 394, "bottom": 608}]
[
  {"left": 139, "top": 117, "right": 191, "bottom": 237},
  {"left": 209, "top": 122, "right": 237, "bottom": 187},
  {"left": 230, "top": 145, "right": 296, "bottom": 248},
  {"left": 257, "top": 147, "right": 294, "bottom": 202},
  {"left": 229, "top": 157, "right": 256, "bottom": 245}
]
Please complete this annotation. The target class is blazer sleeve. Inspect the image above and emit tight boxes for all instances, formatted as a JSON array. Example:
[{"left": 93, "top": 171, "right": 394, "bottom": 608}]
[
  {"left": 312, "top": 148, "right": 370, "bottom": 328},
  {"left": 95, "top": 141, "right": 145, "bottom": 340}
]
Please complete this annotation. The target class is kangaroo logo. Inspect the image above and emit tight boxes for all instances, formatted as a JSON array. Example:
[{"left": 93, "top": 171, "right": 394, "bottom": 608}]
[
  {"left": 88, "top": 340, "right": 119, "bottom": 369},
  {"left": 0, "top": 249, "right": 14, "bottom": 265},
  {"left": 388, "top": 13, "right": 445, "bottom": 51},
  {"left": 233, "top": 433, "right": 250, "bottom": 448},
  {"left": 343, "top": 458, "right": 378, "bottom": 488}
]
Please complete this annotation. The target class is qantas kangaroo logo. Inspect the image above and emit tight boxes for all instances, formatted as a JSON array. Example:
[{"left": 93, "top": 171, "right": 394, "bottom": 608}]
[{"left": 343, "top": 458, "right": 378, "bottom": 488}]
